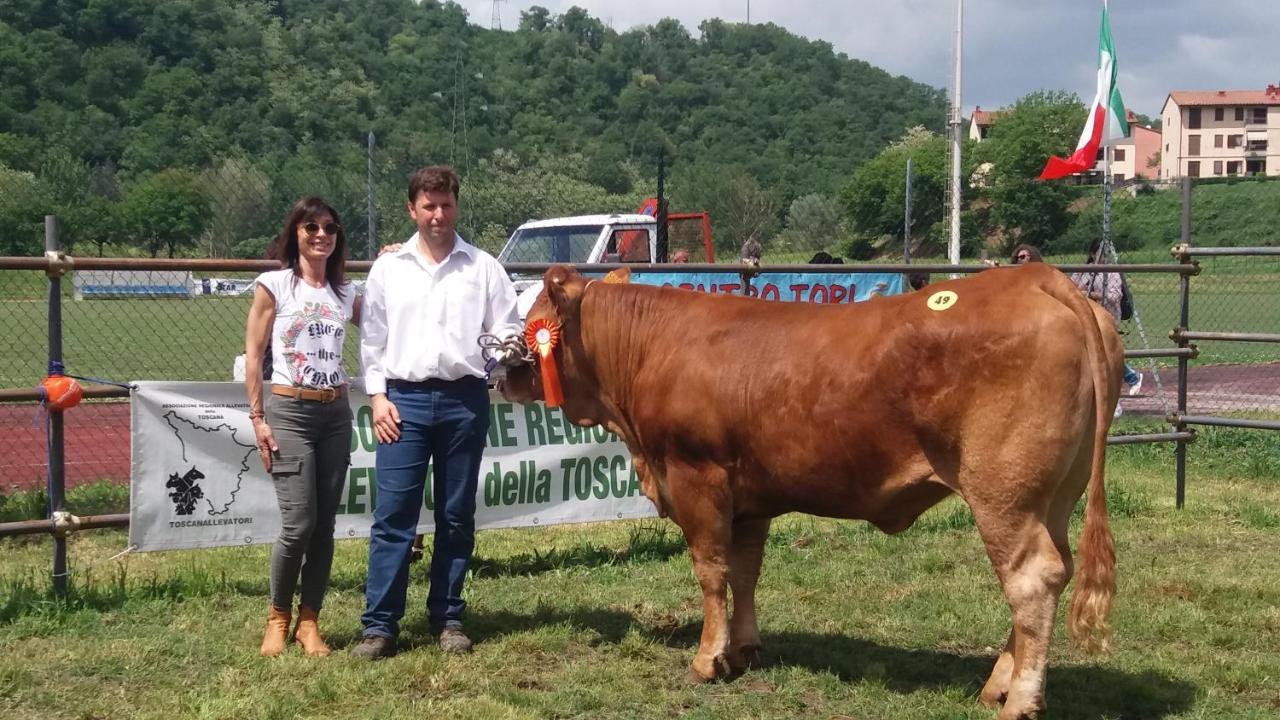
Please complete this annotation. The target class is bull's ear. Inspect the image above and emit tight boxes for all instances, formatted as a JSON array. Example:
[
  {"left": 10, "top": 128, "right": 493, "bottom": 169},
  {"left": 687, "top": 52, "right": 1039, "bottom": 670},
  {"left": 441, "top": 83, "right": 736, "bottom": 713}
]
[
  {"left": 544, "top": 265, "right": 586, "bottom": 317},
  {"left": 603, "top": 267, "right": 631, "bottom": 284}
]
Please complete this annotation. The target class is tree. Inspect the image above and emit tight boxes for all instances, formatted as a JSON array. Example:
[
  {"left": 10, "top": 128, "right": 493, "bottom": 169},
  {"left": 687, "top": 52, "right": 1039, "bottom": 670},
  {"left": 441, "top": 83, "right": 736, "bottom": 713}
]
[
  {"left": 978, "top": 91, "right": 1086, "bottom": 253},
  {"left": 774, "top": 193, "right": 846, "bottom": 257},
  {"left": 120, "top": 169, "right": 212, "bottom": 258},
  {"left": 841, "top": 126, "right": 955, "bottom": 251},
  {"left": 0, "top": 166, "right": 49, "bottom": 256},
  {"left": 202, "top": 157, "right": 272, "bottom": 257}
]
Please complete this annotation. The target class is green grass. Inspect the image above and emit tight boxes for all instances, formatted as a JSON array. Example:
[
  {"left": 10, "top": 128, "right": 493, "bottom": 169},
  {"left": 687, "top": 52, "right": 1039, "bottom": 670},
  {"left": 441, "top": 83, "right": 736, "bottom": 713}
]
[
  {"left": 0, "top": 480, "right": 129, "bottom": 523},
  {"left": 3, "top": 427, "right": 1279, "bottom": 719}
]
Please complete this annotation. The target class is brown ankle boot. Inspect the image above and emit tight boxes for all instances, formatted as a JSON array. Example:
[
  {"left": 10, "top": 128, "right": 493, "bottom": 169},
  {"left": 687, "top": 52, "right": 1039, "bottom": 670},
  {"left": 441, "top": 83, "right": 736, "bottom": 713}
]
[
  {"left": 293, "top": 605, "right": 331, "bottom": 657},
  {"left": 260, "top": 606, "right": 291, "bottom": 657}
]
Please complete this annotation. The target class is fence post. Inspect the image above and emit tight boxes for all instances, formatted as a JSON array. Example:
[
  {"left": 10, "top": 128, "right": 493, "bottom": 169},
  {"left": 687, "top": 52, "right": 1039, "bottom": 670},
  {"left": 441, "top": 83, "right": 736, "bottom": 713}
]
[
  {"left": 367, "top": 131, "right": 378, "bottom": 260},
  {"left": 655, "top": 153, "right": 668, "bottom": 263},
  {"left": 1175, "top": 178, "right": 1192, "bottom": 508},
  {"left": 45, "top": 215, "right": 68, "bottom": 596}
]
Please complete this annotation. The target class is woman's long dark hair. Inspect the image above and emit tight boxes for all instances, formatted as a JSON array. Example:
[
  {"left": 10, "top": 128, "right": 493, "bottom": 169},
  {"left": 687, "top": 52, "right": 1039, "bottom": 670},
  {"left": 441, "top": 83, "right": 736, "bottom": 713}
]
[
  {"left": 1009, "top": 243, "right": 1043, "bottom": 264},
  {"left": 270, "top": 196, "right": 348, "bottom": 299}
]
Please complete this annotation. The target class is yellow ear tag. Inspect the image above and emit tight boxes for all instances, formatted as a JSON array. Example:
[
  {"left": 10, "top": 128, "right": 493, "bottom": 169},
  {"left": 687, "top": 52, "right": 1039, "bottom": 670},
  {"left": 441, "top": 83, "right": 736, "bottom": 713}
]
[{"left": 926, "top": 290, "right": 958, "bottom": 311}]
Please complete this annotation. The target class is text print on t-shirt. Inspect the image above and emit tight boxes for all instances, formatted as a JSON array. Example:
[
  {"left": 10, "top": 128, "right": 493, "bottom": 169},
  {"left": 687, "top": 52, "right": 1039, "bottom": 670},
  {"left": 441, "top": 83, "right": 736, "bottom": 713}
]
[{"left": 281, "top": 301, "right": 347, "bottom": 387}]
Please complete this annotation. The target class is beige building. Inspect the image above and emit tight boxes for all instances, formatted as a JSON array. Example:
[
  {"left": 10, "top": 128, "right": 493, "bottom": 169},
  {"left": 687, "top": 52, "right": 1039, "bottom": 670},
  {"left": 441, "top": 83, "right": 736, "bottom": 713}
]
[
  {"left": 1105, "top": 117, "right": 1161, "bottom": 182},
  {"left": 1160, "top": 86, "right": 1280, "bottom": 179}
]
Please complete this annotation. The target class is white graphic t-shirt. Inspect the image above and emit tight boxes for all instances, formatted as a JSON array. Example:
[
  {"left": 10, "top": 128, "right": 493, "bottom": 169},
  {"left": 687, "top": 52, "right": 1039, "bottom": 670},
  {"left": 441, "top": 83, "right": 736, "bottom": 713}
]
[{"left": 255, "top": 269, "right": 356, "bottom": 389}]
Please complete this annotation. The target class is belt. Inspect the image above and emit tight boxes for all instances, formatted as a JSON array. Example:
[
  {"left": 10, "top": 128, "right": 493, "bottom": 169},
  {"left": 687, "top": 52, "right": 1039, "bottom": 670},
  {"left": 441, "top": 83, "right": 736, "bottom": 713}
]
[
  {"left": 387, "top": 377, "right": 485, "bottom": 391},
  {"left": 270, "top": 384, "right": 347, "bottom": 403}
]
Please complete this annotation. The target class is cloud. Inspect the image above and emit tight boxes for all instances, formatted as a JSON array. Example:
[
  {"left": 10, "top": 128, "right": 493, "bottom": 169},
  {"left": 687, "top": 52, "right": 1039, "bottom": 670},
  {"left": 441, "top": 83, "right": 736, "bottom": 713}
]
[{"left": 465, "top": 1, "right": 1280, "bottom": 116}]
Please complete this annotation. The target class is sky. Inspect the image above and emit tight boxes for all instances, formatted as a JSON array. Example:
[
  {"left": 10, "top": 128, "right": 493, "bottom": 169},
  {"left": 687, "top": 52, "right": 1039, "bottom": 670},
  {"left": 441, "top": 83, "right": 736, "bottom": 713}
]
[{"left": 463, "top": 0, "right": 1280, "bottom": 118}]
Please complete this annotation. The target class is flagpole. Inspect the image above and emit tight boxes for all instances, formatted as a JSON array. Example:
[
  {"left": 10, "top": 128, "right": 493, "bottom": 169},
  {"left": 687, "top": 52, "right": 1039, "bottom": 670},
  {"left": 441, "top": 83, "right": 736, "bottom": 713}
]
[{"left": 1101, "top": 0, "right": 1115, "bottom": 296}]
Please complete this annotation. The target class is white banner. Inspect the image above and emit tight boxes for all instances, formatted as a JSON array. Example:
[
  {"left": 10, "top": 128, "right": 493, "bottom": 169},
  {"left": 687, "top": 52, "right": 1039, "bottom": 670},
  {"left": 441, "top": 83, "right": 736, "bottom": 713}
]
[{"left": 129, "top": 382, "right": 656, "bottom": 552}]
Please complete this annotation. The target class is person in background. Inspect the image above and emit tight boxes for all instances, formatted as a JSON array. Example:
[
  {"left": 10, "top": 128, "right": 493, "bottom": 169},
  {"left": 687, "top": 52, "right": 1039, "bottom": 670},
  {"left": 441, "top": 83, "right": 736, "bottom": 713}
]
[
  {"left": 244, "top": 197, "right": 360, "bottom": 658},
  {"left": 353, "top": 165, "right": 521, "bottom": 659},
  {"left": 906, "top": 272, "right": 930, "bottom": 291},
  {"left": 1010, "top": 244, "right": 1044, "bottom": 265},
  {"left": 670, "top": 249, "right": 690, "bottom": 263},
  {"left": 740, "top": 236, "right": 762, "bottom": 266},
  {"left": 1069, "top": 238, "right": 1143, "bottom": 413}
]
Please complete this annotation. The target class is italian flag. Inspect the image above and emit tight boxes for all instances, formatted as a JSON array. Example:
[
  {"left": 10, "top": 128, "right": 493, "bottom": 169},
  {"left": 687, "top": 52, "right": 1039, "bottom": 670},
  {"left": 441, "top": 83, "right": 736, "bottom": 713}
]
[{"left": 1039, "top": 5, "right": 1130, "bottom": 180}]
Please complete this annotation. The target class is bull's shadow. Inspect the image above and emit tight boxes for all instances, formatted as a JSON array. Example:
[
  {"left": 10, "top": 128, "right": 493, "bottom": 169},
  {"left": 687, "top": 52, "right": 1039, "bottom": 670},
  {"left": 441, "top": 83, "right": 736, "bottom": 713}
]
[
  {"left": 758, "top": 629, "right": 1195, "bottom": 720},
  {"left": 422, "top": 607, "right": 1194, "bottom": 720}
]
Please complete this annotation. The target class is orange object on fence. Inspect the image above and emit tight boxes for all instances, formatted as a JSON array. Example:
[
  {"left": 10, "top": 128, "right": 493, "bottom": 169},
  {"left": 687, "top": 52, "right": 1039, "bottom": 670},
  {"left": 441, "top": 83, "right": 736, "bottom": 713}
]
[{"left": 40, "top": 374, "right": 83, "bottom": 411}]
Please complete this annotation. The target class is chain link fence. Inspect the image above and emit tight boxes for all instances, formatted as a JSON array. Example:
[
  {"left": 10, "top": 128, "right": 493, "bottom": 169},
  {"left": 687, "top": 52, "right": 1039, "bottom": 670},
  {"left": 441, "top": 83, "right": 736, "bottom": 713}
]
[{"left": 3, "top": 256, "right": 1274, "bottom": 492}]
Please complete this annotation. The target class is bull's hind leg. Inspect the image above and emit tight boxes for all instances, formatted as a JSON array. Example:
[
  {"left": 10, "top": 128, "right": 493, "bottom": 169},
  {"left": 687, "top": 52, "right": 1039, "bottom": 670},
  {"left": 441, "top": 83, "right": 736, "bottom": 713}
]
[
  {"left": 972, "top": 509, "right": 1073, "bottom": 720},
  {"left": 727, "top": 517, "right": 771, "bottom": 672}
]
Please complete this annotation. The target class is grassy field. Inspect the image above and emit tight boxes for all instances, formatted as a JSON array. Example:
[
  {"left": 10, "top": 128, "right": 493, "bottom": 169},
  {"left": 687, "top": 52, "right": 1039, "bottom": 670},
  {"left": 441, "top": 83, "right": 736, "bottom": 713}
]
[
  {"left": 1, "top": 258, "right": 1276, "bottom": 389},
  {"left": 3, "top": 423, "right": 1279, "bottom": 719}
]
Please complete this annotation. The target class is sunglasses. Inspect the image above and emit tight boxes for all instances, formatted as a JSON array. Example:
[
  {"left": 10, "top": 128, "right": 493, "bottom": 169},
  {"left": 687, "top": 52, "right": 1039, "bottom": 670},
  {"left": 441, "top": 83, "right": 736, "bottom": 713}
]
[
  {"left": 302, "top": 222, "right": 341, "bottom": 237},
  {"left": 1015, "top": 253, "right": 1031, "bottom": 261}
]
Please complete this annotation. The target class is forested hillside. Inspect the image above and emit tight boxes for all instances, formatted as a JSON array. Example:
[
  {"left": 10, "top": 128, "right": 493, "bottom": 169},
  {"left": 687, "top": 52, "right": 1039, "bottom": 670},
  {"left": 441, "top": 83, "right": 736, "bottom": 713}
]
[{"left": 0, "top": 0, "right": 946, "bottom": 257}]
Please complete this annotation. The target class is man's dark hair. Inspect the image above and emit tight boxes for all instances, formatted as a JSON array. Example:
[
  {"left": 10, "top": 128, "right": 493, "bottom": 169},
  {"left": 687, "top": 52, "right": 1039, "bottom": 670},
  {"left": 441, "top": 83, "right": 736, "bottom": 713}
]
[
  {"left": 906, "top": 272, "right": 930, "bottom": 291},
  {"left": 808, "top": 251, "right": 845, "bottom": 265},
  {"left": 408, "top": 165, "right": 461, "bottom": 203}
]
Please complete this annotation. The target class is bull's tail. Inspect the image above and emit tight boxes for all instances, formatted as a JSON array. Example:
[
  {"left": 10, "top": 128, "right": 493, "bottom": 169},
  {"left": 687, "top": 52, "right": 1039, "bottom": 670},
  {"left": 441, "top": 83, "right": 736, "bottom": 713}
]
[{"left": 1042, "top": 269, "right": 1117, "bottom": 654}]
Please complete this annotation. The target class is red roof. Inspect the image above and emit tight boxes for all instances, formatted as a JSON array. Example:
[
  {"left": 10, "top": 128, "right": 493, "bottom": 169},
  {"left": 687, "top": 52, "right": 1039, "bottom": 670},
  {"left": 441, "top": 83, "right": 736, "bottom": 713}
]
[
  {"left": 971, "top": 106, "right": 1004, "bottom": 126},
  {"left": 1166, "top": 86, "right": 1280, "bottom": 108}
]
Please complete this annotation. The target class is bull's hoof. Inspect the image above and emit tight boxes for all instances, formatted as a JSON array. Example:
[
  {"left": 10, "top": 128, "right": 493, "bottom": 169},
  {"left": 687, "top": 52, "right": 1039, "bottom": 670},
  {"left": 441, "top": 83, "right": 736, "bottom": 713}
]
[
  {"left": 978, "top": 685, "right": 1008, "bottom": 708},
  {"left": 728, "top": 644, "right": 762, "bottom": 673},
  {"left": 997, "top": 699, "right": 1043, "bottom": 720},
  {"left": 688, "top": 653, "right": 732, "bottom": 682}
]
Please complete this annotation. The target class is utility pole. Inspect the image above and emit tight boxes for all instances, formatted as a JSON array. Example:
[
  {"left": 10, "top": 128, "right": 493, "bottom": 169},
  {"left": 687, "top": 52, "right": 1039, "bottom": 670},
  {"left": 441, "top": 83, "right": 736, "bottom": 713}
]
[
  {"left": 904, "top": 157, "right": 913, "bottom": 263},
  {"left": 947, "top": 0, "right": 964, "bottom": 266}
]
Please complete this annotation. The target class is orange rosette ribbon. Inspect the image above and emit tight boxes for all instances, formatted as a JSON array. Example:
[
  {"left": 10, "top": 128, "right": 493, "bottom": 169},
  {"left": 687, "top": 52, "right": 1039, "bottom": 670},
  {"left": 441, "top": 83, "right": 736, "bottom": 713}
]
[{"left": 524, "top": 318, "right": 565, "bottom": 407}]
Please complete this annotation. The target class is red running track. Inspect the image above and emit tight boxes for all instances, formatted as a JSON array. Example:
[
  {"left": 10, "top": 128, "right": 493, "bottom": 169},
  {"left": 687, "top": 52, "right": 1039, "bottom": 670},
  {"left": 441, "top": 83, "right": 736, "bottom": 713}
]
[{"left": 1, "top": 401, "right": 131, "bottom": 492}]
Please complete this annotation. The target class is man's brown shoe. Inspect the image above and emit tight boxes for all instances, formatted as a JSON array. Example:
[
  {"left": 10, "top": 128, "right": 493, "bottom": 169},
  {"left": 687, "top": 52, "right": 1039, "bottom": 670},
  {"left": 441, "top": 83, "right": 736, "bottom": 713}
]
[
  {"left": 350, "top": 635, "right": 396, "bottom": 660},
  {"left": 438, "top": 627, "right": 473, "bottom": 654}
]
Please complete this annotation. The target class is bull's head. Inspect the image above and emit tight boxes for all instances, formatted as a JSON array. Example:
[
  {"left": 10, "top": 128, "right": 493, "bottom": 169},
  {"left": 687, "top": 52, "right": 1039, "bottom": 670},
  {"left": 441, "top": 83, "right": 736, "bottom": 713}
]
[{"left": 497, "top": 265, "right": 629, "bottom": 419}]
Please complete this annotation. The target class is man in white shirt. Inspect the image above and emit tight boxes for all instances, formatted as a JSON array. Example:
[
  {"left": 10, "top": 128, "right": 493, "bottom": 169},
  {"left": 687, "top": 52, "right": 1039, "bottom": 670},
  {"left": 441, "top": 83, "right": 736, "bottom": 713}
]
[{"left": 353, "top": 165, "right": 521, "bottom": 658}]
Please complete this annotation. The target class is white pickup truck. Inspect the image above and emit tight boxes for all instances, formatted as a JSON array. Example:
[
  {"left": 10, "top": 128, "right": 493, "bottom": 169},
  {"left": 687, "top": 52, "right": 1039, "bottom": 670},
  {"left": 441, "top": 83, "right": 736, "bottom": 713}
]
[{"left": 497, "top": 211, "right": 713, "bottom": 318}]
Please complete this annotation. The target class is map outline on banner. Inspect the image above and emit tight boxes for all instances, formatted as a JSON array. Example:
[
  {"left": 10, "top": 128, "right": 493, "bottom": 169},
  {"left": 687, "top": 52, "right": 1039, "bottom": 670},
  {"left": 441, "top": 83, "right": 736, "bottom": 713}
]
[{"left": 163, "top": 411, "right": 256, "bottom": 516}]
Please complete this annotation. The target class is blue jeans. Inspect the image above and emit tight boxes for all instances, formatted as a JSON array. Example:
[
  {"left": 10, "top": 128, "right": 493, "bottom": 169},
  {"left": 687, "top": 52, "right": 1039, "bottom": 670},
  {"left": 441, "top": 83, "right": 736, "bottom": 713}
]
[
  {"left": 361, "top": 377, "right": 490, "bottom": 639},
  {"left": 1124, "top": 364, "right": 1140, "bottom": 386}
]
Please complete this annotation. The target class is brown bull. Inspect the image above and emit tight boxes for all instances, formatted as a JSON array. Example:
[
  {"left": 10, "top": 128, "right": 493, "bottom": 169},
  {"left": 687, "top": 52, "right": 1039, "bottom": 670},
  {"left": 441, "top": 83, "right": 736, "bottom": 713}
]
[{"left": 499, "top": 263, "right": 1124, "bottom": 720}]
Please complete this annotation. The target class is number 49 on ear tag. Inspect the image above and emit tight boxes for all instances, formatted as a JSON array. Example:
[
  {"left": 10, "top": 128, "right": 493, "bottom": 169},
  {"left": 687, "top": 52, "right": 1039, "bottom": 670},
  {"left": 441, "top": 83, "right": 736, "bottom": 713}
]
[{"left": 927, "top": 290, "right": 958, "bottom": 311}]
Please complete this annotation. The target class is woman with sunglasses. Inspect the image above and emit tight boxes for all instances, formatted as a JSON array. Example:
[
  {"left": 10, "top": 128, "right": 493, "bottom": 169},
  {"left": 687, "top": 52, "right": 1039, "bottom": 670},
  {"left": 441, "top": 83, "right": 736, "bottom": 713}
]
[
  {"left": 244, "top": 197, "right": 361, "bottom": 657},
  {"left": 1010, "top": 244, "right": 1043, "bottom": 265}
]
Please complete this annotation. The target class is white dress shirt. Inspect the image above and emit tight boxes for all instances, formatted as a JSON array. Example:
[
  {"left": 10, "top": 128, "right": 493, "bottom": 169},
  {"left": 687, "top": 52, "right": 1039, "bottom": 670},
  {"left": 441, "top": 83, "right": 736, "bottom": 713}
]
[{"left": 360, "top": 233, "right": 521, "bottom": 394}]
